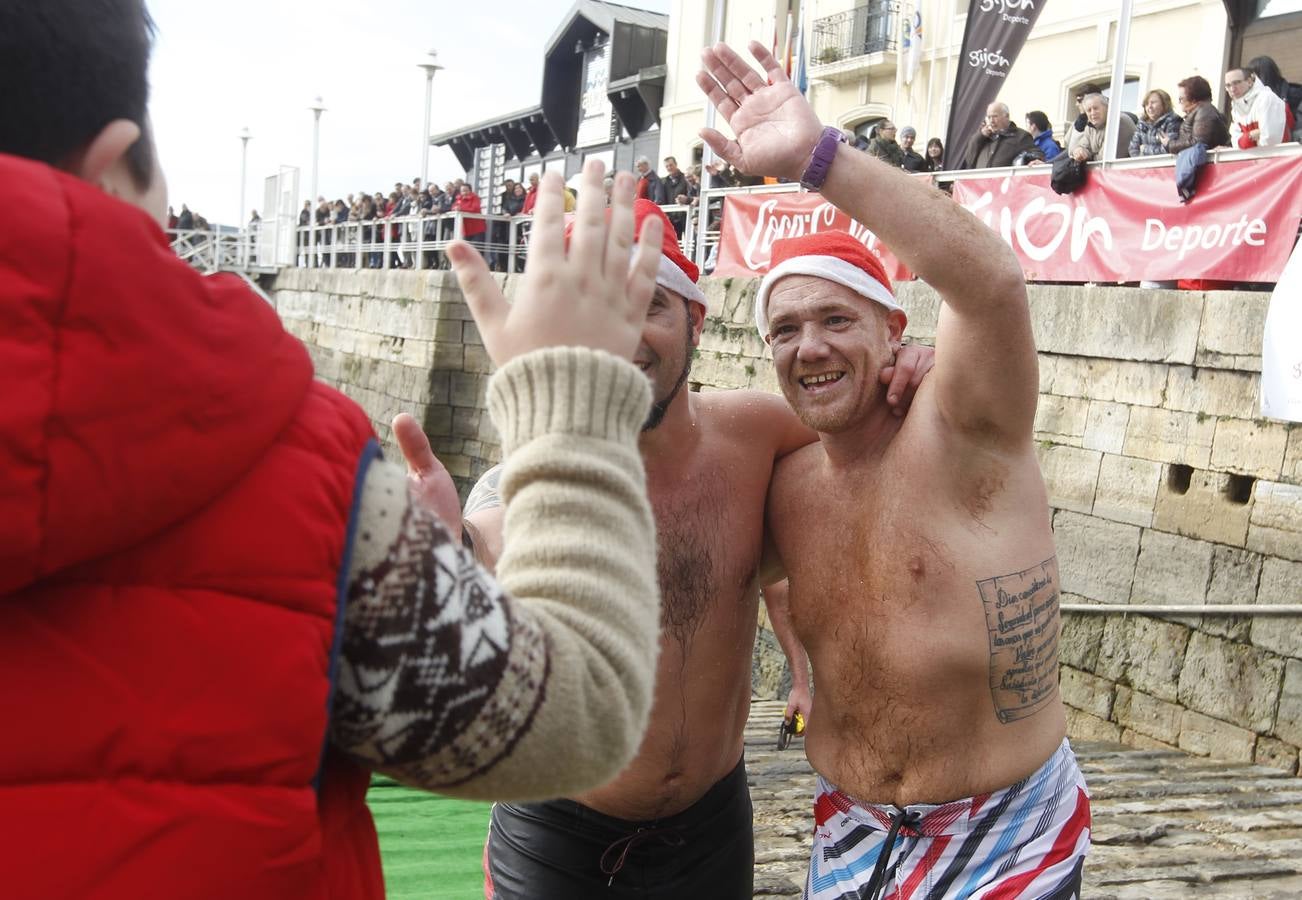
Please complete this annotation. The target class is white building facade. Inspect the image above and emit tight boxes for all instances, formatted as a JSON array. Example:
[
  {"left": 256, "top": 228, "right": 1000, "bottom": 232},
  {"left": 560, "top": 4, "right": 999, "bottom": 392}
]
[{"left": 659, "top": 0, "right": 1235, "bottom": 168}]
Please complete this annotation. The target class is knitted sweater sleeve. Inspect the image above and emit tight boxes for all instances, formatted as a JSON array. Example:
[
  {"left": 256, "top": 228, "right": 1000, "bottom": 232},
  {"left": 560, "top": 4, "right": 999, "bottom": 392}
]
[{"left": 331, "top": 347, "right": 659, "bottom": 800}]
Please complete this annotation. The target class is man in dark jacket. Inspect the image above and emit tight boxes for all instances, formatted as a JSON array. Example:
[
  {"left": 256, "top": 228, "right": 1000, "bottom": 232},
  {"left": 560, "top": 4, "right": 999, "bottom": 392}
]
[
  {"left": 899, "top": 126, "right": 926, "bottom": 171},
  {"left": 635, "top": 156, "right": 665, "bottom": 204},
  {"left": 960, "top": 102, "right": 1044, "bottom": 169},
  {"left": 660, "top": 156, "right": 688, "bottom": 207}
]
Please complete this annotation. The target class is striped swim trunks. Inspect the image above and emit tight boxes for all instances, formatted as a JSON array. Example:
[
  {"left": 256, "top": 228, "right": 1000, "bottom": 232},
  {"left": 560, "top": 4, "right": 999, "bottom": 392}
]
[{"left": 805, "top": 739, "right": 1090, "bottom": 900}]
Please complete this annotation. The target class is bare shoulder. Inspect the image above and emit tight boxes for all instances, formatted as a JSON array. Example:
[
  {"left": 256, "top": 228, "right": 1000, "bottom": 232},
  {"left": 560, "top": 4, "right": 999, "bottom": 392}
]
[
  {"left": 698, "top": 388, "right": 792, "bottom": 422},
  {"left": 769, "top": 440, "right": 824, "bottom": 501},
  {"left": 697, "top": 389, "right": 814, "bottom": 457}
]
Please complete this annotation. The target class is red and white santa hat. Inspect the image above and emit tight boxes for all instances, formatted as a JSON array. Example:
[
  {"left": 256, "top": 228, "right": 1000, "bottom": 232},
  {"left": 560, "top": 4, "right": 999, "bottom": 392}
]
[
  {"left": 564, "top": 199, "right": 707, "bottom": 312},
  {"left": 754, "top": 230, "right": 904, "bottom": 338}
]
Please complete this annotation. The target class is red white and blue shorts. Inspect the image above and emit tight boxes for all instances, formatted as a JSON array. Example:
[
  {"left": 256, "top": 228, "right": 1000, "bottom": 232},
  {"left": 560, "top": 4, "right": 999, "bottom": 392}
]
[{"left": 805, "top": 739, "right": 1091, "bottom": 900}]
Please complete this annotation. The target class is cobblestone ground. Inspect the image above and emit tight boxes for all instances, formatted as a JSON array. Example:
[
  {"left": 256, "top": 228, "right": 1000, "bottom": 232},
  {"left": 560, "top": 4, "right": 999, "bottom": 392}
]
[{"left": 744, "top": 700, "right": 1302, "bottom": 899}]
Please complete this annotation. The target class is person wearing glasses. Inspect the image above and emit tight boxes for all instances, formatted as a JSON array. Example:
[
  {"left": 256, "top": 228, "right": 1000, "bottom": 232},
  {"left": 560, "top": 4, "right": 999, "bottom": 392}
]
[
  {"left": 1160, "top": 75, "right": 1231, "bottom": 154},
  {"left": 865, "top": 121, "right": 906, "bottom": 168},
  {"left": 1226, "top": 66, "right": 1289, "bottom": 149}
]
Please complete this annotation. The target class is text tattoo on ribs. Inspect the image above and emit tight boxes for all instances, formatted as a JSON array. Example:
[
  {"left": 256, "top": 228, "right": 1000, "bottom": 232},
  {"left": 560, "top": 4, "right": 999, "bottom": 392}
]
[{"left": 977, "top": 556, "right": 1060, "bottom": 724}]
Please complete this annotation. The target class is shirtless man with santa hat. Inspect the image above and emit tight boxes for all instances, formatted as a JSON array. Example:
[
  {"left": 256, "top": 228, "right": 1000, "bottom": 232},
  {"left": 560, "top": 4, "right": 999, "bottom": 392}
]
[
  {"left": 697, "top": 40, "right": 1090, "bottom": 900},
  {"left": 399, "top": 198, "right": 935, "bottom": 899}
]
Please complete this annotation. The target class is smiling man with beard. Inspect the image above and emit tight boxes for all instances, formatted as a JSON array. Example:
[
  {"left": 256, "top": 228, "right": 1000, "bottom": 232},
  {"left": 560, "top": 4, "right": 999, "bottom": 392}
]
[
  {"left": 696, "top": 40, "right": 1089, "bottom": 900},
  {"left": 400, "top": 199, "right": 935, "bottom": 899}
]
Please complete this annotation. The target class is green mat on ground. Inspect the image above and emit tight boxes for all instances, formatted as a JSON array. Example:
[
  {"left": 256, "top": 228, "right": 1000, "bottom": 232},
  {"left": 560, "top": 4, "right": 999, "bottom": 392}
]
[{"left": 369, "top": 776, "right": 492, "bottom": 899}]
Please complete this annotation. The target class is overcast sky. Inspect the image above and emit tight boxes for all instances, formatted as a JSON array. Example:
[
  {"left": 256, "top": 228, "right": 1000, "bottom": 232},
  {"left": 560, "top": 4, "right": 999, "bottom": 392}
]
[{"left": 148, "top": 0, "right": 670, "bottom": 226}]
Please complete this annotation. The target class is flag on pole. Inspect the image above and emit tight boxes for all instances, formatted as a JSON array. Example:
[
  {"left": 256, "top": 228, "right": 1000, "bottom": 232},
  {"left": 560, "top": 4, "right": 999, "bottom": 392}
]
[
  {"left": 782, "top": 6, "right": 794, "bottom": 77},
  {"left": 794, "top": 3, "right": 808, "bottom": 95},
  {"left": 903, "top": 10, "right": 923, "bottom": 86}
]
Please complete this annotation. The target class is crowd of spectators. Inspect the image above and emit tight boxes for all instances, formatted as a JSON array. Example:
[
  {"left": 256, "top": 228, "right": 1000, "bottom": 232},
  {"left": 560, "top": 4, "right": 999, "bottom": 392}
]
[
  {"left": 851, "top": 54, "right": 1299, "bottom": 175},
  {"left": 166, "top": 203, "right": 210, "bottom": 232},
  {"left": 286, "top": 159, "right": 714, "bottom": 271},
  {"left": 289, "top": 176, "right": 493, "bottom": 269},
  {"left": 173, "top": 55, "right": 1297, "bottom": 272}
]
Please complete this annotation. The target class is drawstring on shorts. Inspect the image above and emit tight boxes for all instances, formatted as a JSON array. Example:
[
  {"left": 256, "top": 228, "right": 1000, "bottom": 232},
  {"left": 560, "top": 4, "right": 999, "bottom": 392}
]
[
  {"left": 864, "top": 809, "right": 922, "bottom": 900},
  {"left": 599, "top": 825, "right": 686, "bottom": 886}
]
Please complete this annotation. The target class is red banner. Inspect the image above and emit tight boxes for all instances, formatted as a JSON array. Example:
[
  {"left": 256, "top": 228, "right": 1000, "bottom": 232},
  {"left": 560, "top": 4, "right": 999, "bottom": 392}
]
[
  {"left": 713, "top": 191, "right": 914, "bottom": 281},
  {"left": 715, "top": 155, "right": 1302, "bottom": 284}
]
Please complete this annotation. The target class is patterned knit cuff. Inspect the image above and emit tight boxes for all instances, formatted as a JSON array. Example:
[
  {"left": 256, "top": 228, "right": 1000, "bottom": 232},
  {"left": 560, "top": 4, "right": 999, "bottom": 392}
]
[{"left": 487, "top": 347, "right": 652, "bottom": 456}]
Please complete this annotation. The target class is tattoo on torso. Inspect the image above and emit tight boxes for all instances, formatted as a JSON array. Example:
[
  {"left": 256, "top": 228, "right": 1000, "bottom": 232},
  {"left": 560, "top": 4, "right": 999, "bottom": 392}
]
[{"left": 977, "top": 555, "right": 1060, "bottom": 724}]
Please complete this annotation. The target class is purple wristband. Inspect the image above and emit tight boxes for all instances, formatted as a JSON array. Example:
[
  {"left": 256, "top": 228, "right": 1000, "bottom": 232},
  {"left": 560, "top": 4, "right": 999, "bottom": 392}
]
[{"left": 799, "top": 126, "right": 847, "bottom": 191}]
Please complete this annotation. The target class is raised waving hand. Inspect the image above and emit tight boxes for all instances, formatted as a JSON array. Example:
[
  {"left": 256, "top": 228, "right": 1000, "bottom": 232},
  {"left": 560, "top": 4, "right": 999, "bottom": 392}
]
[
  {"left": 445, "top": 161, "right": 663, "bottom": 365},
  {"left": 696, "top": 41, "right": 824, "bottom": 183}
]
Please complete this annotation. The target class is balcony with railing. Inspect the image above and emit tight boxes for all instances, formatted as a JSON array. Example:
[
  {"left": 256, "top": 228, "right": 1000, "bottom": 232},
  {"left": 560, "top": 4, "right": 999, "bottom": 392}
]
[{"left": 809, "top": 1, "right": 902, "bottom": 83}]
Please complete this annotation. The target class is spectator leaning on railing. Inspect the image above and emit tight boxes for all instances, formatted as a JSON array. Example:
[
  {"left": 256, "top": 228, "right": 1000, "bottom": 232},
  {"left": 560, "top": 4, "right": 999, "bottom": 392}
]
[
  {"left": 1067, "top": 93, "right": 1134, "bottom": 162},
  {"left": 522, "top": 172, "right": 539, "bottom": 214},
  {"left": 960, "top": 102, "right": 1043, "bottom": 168},
  {"left": 452, "top": 182, "right": 485, "bottom": 248},
  {"left": 899, "top": 126, "right": 926, "bottom": 171},
  {"left": 1227, "top": 66, "right": 1288, "bottom": 149},
  {"left": 635, "top": 155, "right": 664, "bottom": 204},
  {"left": 1247, "top": 55, "right": 1302, "bottom": 141},
  {"left": 1064, "top": 82, "right": 1105, "bottom": 140},
  {"left": 865, "top": 121, "right": 906, "bottom": 167},
  {"left": 1025, "top": 111, "right": 1062, "bottom": 162},
  {"left": 923, "top": 137, "right": 945, "bottom": 172},
  {"left": 1131, "top": 89, "right": 1182, "bottom": 157},
  {"left": 660, "top": 156, "right": 687, "bottom": 208},
  {"left": 1162, "top": 76, "right": 1231, "bottom": 154}
]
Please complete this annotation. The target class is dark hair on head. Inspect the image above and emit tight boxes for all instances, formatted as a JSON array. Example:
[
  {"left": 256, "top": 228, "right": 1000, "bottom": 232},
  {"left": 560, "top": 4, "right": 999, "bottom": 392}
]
[
  {"left": 1025, "top": 110, "right": 1051, "bottom": 133},
  {"left": 0, "top": 0, "right": 156, "bottom": 189},
  {"left": 1178, "top": 75, "right": 1213, "bottom": 103},
  {"left": 1247, "top": 56, "right": 1287, "bottom": 98},
  {"left": 1076, "top": 82, "right": 1104, "bottom": 100},
  {"left": 927, "top": 137, "right": 943, "bottom": 152}
]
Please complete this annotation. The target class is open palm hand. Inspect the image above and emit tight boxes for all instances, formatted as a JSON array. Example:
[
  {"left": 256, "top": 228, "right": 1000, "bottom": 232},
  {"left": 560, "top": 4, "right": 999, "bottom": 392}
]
[{"left": 696, "top": 41, "right": 824, "bottom": 183}]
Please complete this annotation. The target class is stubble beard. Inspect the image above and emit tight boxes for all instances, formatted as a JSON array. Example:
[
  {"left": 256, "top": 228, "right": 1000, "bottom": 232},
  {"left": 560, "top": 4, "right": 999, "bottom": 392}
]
[{"left": 642, "top": 317, "right": 695, "bottom": 432}]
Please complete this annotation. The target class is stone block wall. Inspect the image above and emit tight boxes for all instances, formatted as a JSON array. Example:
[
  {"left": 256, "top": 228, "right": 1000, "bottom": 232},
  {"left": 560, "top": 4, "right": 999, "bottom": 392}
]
[
  {"left": 271, "top": 268, "right": 500, "bottom": 499},
  {"left": 690, "top": 278, "right": 1302, "bottom": 773},
  {"left": 272, "top": 268, "right": 1302, "bottom": 771}
]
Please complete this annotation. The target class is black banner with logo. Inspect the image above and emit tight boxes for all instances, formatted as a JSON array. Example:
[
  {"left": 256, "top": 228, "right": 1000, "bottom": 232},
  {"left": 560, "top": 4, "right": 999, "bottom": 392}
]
[{"left": 945, "top": 0, "right": 1048, "bottom": 165}]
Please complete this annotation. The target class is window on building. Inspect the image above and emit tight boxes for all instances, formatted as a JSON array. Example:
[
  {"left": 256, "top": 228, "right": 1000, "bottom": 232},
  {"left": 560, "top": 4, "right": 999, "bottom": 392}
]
[
  {"left": 1068, "top": 76, "right": 1140, "bottom": 120},
  {"left": 850, "top": 118, "right": 886, "bottom": 146}
]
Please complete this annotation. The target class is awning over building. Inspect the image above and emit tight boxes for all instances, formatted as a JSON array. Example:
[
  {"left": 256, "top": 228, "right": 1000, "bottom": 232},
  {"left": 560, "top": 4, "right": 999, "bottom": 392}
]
[
  {"left": 431, "top": 106, "right": 559, "bottom": 171},
  {"left": 608, "top": 64, "right": 666, "bottom": 139},
  {"left": 432, "top": 0, "right": 667, "bottom": 166}
]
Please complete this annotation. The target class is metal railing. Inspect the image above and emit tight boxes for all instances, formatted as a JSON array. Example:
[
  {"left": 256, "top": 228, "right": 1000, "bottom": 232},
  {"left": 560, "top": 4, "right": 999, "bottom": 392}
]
[
  {"left": 169, "top": 144, "right": 1300, "bottom": 277},
  {"left": 810, "top": 1, "right": 902, "bottom": 66},
  {"left": 167, "top": 228, "right": 261, "bottom": 273},
  {"left": 284, "top": 205, "right": 697, "bottom": 274}
]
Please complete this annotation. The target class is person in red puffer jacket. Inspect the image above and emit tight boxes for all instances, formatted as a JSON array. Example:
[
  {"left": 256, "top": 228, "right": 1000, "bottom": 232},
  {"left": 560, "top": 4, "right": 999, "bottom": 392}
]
[
  {"left": 521, "top": 172, "right": 540, "bottom": 214},
  {"left": 0, "top": 4, "right": 668, "bottom": 899},
  {"left": 452, "top": 182, "right": 486, "bottom": 248}
]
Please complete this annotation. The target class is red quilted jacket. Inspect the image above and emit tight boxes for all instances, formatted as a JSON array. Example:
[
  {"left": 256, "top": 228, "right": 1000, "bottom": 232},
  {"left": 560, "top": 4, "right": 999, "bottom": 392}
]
[{"left": 0, "top": 153, "right": 384, "bottom": 900}]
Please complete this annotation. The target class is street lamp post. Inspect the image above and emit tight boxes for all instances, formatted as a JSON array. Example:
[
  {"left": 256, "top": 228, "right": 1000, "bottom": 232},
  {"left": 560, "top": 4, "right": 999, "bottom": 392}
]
[
  {"left": 238, "top": 126, "right": 252, "bottom": 265},
  {"left": 308, "top": 96, "right": 326, "bottom": 204},
  {"left": 418, "top": 50, "right": 443, "bottom": 186},
  {"left": 308, "top": 96, "right": 325, "bottom": 267}
]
